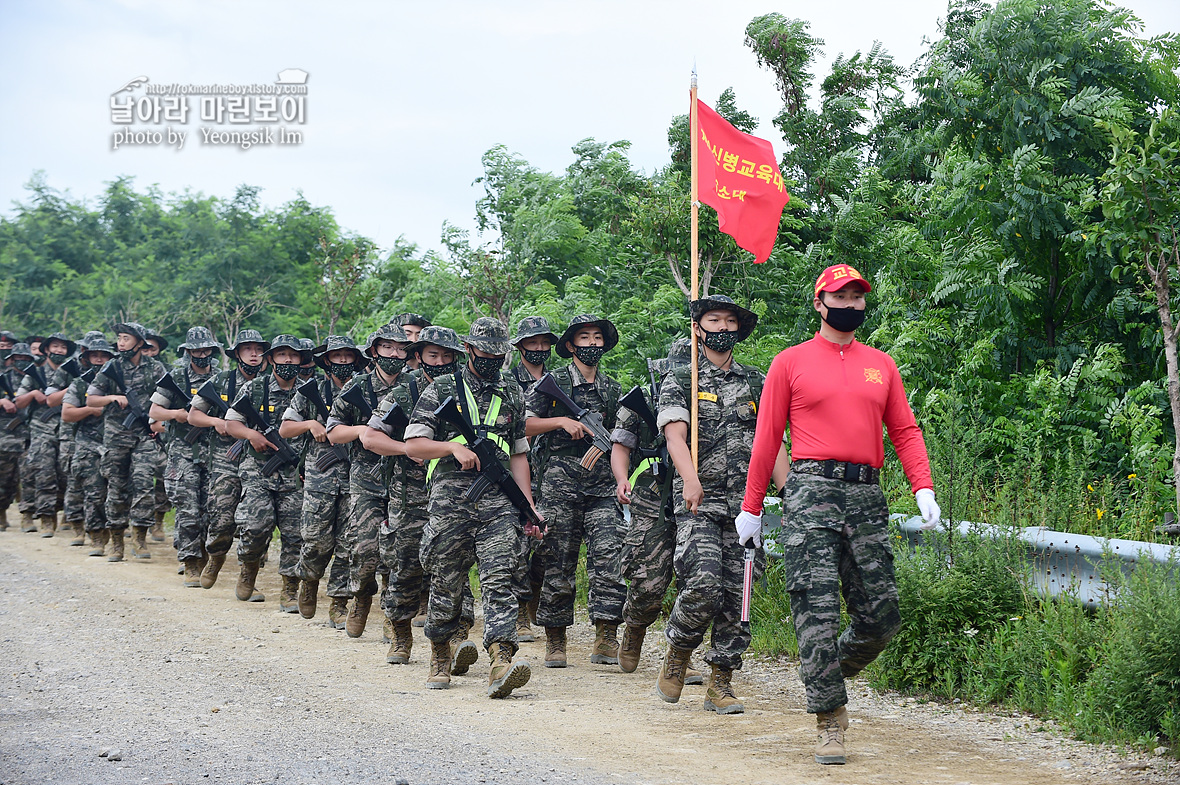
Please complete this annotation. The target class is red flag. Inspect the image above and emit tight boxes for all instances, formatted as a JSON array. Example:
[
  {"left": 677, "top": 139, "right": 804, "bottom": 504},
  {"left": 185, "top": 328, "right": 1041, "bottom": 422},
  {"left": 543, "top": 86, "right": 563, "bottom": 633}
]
[{"left": 696, "top": 100, "right": 790, "bottom": 263}]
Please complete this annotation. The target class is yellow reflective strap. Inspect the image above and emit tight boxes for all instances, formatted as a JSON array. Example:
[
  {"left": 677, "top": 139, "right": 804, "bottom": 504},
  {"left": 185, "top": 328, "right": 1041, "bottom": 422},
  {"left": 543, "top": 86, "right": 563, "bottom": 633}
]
[
  {"left": 628, "top": 458, "right": 653, "bottom": 488},
  {"left": 426, "top": 389, "right": 508, "bottom": 482}
]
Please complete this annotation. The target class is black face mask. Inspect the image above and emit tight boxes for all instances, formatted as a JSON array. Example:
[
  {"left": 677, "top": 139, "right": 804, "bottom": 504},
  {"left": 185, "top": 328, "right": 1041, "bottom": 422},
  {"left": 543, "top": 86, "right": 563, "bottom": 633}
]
[
  {"left": 423, "top": 360, "right": 458, "bottom": 379},
  {"left": 521, "top": 348, "right": 550, "bottom": 367},
  {"left": 572, "top": 345, "right": 605, "bottom": 367},
  {"left": 47, "top": 351, "right": 69, "bottom": 365},
  {"left": 470, "top": 354, "right": 503, "bottom": 381},
  {"left": 299, "top": 367, "right": 315, "bottom": 379},
  {"left": 120, "top": 348, "right": 140, "bottom": 363},
  {"left": 376, "top": 356, "right": 405, "bottom": 376},
  {"left": 699, "top": 328, "right": 740, "bottom": 354},
  {"left": 274, "top": 363, "right": 300, "bottom": 381},
  {"left": 821, "top": 303, "right": 867, "bottom": 333},
  {"left": 190, "top": 355, "right": 212, "bottom": 369},
  {"left": 238, "top": 360, "right": 263, "bottom": 377},
  {"left": 329, "top": 362, "right": 355, "bottom": 382}
]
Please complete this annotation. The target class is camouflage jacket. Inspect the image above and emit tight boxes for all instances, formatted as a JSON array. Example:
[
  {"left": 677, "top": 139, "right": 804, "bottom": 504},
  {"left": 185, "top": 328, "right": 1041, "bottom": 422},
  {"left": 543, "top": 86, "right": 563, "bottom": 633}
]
[
  {"left": 0, "top": 367, "right": 27, "bottom": 449},
  {"left": 226, "top": 373, "right": 300, "bottom": 490},
  {"left": 525, "top": 362, "right": 620, "bottom": 497},
  {"left": 188, "top": 367, "right": 258, "bottom": 467},
  {"left": 17, "top": 360, "right": 65, "bottom": 439},
  {"left": 368, "top": 370, "right": 427, "bottom": 508},
  {"left": 508, "top": 362, "right": 545, "bottom": 397},
  {"left": 87, "top": 355, "right": 167, "bottom": 448},
  {"left": 611, "top": 385, "right": 668, "bottom": 497},
  {"left": 149, "top": 363, "right": 216, "bottom": 462},
  {"left": 326, "top": 370, "right": 400, "bottom": 496},
  {"left": 62, "top": 374, "right": 104, "bottom": 445},
  {"left": 282, "top": 375, "right": 349, "bottom": 494}
]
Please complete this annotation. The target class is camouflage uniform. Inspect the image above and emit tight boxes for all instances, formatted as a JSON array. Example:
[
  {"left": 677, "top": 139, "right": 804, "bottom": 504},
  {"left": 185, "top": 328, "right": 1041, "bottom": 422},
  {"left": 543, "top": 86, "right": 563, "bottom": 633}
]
[
  {"left": 406, "top": 363, "right": 529, "bottom": 651},
  {"left": 226, "top": 372, "right": 303, "bottom": 574},
  {"left": 656, "top": 358, "right": 766, "bottom": 670},
  {"left": 528, "top": 361, "right": 625, "bottom": 629},
  {"left": 62, "top": 370, "right": 107, "bottom": 532},
  {"left": 190, "top": 365, "right": 255, "bottom": 556},
  {"left": 0, "top": 364, "right": 28, "bottom": 517},
  {"left": 18, "top": 359, "right": 68, "bottom": 519}
]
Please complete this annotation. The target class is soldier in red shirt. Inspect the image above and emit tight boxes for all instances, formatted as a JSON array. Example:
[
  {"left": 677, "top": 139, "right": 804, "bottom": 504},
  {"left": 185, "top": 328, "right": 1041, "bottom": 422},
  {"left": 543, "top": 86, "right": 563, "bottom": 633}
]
[{"left": 739, "top": 264, "right": 941, "bottom": 765}]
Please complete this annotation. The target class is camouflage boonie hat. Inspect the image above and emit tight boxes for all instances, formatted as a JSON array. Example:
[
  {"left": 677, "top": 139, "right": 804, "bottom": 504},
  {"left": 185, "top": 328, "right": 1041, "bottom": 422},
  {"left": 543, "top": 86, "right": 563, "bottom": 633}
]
[
  {"left": 178, "top": 326, "right": 222, "bottom": 353},
  {"left": 81, "top": 330, "right": 107, "bottom": 347},
  {"left": 44, "top": 331, "right": 78, "bottom": 357},
  {"left": 392, "top": 313, "right": 431, "bottom": 329},
  {"left": 362, "top": 323, "right": 410, "bottom": 357},
  {"left": 650, "top": 337, "right": 694, "bottom": 376},
  {"left": 299, "top": 338, "right": 315, "bottom": 353},
  {"left": 266, "top": 334, "right": 311, "bottom": 362},
  {"left": 462, "top": 317, "right": 513, "bottom": 355},
  {"left": 406, "top": 325, "right": 465, "bottom": 358},
  {"left": 689, "top": 294, "right": 758, "bottom": 342},
  {"left": 313, "top": 335, "right": 363, "bottom": 370},
  {"left": 511, "top": 316, "right": 559, "bottom": 347},
  {"left": 228, "top": 329, "right": 271, "bottom": 359},
  {"left": 143, "top": 327, "right": 168, "bottom": 351},
  {"left": 555, "top": 314, "right": 619, "bottom": 358},
  {"left": 112, "top": 322, "right": 147, "bottom": 344},
  {"left": 82, "top": 336, "right": 116, "bottom": 358},
  {"left": 0, "top": 330, "right": 18, "bottom": 344},
  {"left": 8, "top": 342, "right": 33, "bottom": 361}
]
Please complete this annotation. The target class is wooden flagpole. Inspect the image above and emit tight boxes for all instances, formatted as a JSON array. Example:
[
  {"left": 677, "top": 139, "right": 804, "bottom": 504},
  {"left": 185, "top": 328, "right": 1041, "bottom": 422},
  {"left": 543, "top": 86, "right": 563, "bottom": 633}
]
[{"left": 689, "top": 70, "right": 700, "bottom": 470}]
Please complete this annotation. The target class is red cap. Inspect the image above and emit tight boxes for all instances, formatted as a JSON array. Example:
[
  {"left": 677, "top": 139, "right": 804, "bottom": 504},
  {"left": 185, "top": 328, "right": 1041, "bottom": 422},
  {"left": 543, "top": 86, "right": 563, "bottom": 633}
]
[{"left": 814, "top": 264, "right": 871, "bottom": 296}]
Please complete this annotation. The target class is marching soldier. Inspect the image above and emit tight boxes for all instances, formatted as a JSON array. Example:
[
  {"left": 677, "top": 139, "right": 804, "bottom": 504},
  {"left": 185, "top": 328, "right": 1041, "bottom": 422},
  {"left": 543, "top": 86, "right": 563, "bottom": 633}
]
[
  {"left": 7, "top": 343, "right": 37, "bottom": 532},
  {"left": 57, "top": 331, "right": 105, "bottom": 545},
  {"left": 149, "top": 326, "right": 221, "bottom": 586},
  {"left": 281, "top": 335, "right": 364, "bottom": 626},
  {"left": 404, "top": 317, "right": 540, "bottom": 697},
  {"left": 141, "top": 328, "right": 171, "bottom": 543},
  {"left": 62, "top": 335, "right": 115, "bottom": 554},
  {"left": 391, "top": 313, "right": 430, "bottom": 370},
  {"left": 526, "top": 315, "right": 625, "bottom": 668},
  {"left": 86, "top": 322, "right": 168, "bottom": 561},
  {"left": 14, "top": 332, "right": 74, "bottom": 536},
  {"left": 223, "top": 334, "right": 308, "bottom": 609},
  {"left": 655, "top": 295, "right": 788, "bottom": 715},
  {"left": 0, "top": 339, "right": 29, "bottom": 530},
  {"left": 187, "top": 329, "right": 270, "bottom": 589}
]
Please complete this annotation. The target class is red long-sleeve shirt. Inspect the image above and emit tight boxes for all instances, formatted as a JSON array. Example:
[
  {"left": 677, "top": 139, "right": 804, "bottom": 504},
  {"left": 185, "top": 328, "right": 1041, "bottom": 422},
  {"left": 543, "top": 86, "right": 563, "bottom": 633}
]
[{"left": 742, "top": 334, "right": 933, "bottom": 514}]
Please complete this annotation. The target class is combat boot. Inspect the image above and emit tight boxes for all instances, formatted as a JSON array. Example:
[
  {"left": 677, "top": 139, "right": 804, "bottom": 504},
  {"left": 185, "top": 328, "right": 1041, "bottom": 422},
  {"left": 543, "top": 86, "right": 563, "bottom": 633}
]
[
  {"left": 346, "top": 594, "right": 372, "bottom": 638},
  {"left": 129, "top": 527, "right": 151, "bottom": 559},
  {"left": 544, "top": 626, "right": 567, "bottom": 668},
  {"left": 20, "top": 511, "right": 36, "bottom": 533},
  {"left": 685, "top": 654, "right": 704, "bottom": 686},
  {"left": 618, "top": 624, "right": 646, "bottom": 673},
  {"left": 450, "top": 619, "right": 478, "bottom": 676},
  {"left": 703, "top": 664, "right": 745, "bottom": 714},
  {"left": 488, "top": 642, "right": 531, "bottom": 699},
  {"left": 279, "top": 576, "right": 300, "bottom": 613},
  {"left": 235, "top": 560, "right": 263, "bottom": 602},
  {"left": 426, "top": 639, "right": 451, "bottom": 689},
  {"left": 516, "top": 603, "right": 535, "bottom": 643},
  {"left": 382, "top": 615, "right": 393, "bottom": 644},
  {"left": 182, "top": 558, "right": 203, "bottom": 588},
  {"left": 656, "top": 644, "right": 692, "bottom": 703},
  {"left": 69, "top": 522, "right": 85, "bottom": 546},
  {"left": 814, "top": 705, "right": 849, "bottom": 765},
  {"left": 386, "top": 619, "right": 413, "bottom": 664},
  {"left": 297, "top": 579, "right": 319, "bottom": 618},
  {"left": 200, "top": 553, "right": 226, "bottom": 589},
  {"left": 591, "top": 622, "right": 620, "bottom": 665},
  {"left": 327, "top": 597, "right": 349, "bottom": 629},
  {"left": 88, "top": 529, "right": 109, "bottom": 557},
  {"left": 0, "top": 506, "right": 8, "bottom": 531},
  {"left": 412, "top": 591, "right": 428, "bottom": 627},
  {"left": 107, "top": 529, "right": 126, "bottom": 562},
  {"left": 150, "top": 511, "right": 166, "bottom": 542},
  {"left": 39, "top": 514, "right": 56, "bottom": 538}
]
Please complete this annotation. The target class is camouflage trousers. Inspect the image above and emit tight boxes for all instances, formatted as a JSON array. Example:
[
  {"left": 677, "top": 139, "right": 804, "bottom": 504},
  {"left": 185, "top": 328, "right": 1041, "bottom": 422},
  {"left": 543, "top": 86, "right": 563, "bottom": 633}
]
[
  {"left": 621, "top": 473, "right": 675, "bottom": 628},
  {"left": 19, "top": 448, "right": 35, "bottom": 514},
  {"left": 72, "top": 439, "right": 107, "bottom": 531},
  {"left": 28, "top": 430, "right": 65, "bottom": 518},
  {"left": 665, "top": 506, "right": 765, "bottom": 670},
  {"left": 347, "top": 491, "right": 387, "bottom": 598},
  {"left": 61, "top": 439, "right": 82, "bottom": 524},
  {"left": 0, "top": 449, "right": 21, "bottom": 512},
  {"left": 204, "top": 456, "right": 243, "bottom": 557},
  {"left": 100, "top": 438, "right": 159, "bottom": 530},
  {"left": 380, "top": 497, "right": 429, "bottom": 622},
  {"left": 780, "top": 472, "right": 901, "bottom": 714},
  {"left": 420, "top": 479, "right": 520, "bottom": 652},
  {"left": 235, "top": 476, "right": 302, "bottom": 575},
  {"left": 536, "top": 466, "right": 626, "bottom": 628},
  {"left": 510, "top": 533, "right": 544, "bottom": 605},
  {"left": 294, "top": 487, "right": 352, "bottom": 598},
  {"left": 167, "top": 452, "right": 209, "bottom": 561},
  {"left": 153, "top": 447, "right": 170, "bottom": 516}
]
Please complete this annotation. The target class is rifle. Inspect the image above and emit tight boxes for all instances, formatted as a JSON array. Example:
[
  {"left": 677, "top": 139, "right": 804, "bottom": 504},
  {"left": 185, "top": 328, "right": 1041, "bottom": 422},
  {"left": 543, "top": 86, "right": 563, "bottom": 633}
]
[
  {"left": 435, "top": 395, "right": 542, "bottom": 531},
  {"left": 195, "top": 380, "right": 247, "bottom": 460},
  {"left": 99, "top": 363, "right": 151, "bottom": 433},
  {"left": 618, "top": 385, "right": 667, "bottom": 479},
  {"left": 533, "top": 372, "right": 613, "bottom": 470},
  {"left": 298, "top": 379, "right": 351, "bottom": 473},
  {"left": 340, "top": 383, "right": 375, "bottom": 421},
  {"left": 0, "top": 374, "right": 20, "bottom": 431},
  {"left": 380, "top": 400, "right": 409, "bottom": 433},
  {"left": 156, "top": 372, "right": 208, "bottom": 446},
  {"left": 229, "top": 395, "right": 300, "bottom": 477}
]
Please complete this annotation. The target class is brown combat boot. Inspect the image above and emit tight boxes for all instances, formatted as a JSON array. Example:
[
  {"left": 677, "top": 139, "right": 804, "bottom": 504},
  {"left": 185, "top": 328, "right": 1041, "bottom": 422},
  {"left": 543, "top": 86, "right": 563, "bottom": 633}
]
[
  {"left": 150, "top": 511, "right": 166, "bottom": 542},
  {"left": 685, "top": 654, "right": 704, "bottom": 685},
  {"left": 656, "top": 644, "right": 692, "bottom": 703},
  {"left": 201, "top": 553, "right": 226, "bottom": 589},
  {"left": 130, "top": 527, "right": 151, "bottom": 559},
  {"left": 107, "top": 529, "right": 126, "bottom": 561},
  {"left": 382, "top": 615, "right": 393, "bottom": 644},
  {"left": 591, "top": 622, "right": 620, "bottom": 665},
  {"left": 88, "top": 529, "right": 109, "bottom": 557},
  {"left": 20, "top": 511, "right": 36, "bottom": 533},
  {"left": 346, "top": 594, "right": 372, "bottom": 638},
  {"left": 279, "top": 576, "right": 300, "bottom": 613},
  {"left": 815, "top": 705, "right": 849, "bottom": 764},
  {"left": 703, "top": 664, "right": 745, "bottom": 714},
  {"left": 386, "top": 619, "right": 414, "bottom": 664},
  {"left": 544, "top": 626, "right": 567, "bottom": 668},
  {"left": 516, "top": 603, "right": 535, "bottom": 643},
  {"left": 426, "top": 639, "right": 452, "bottom": 689},
  {"left": 488, "top": 642, "right": 531, "bottom": 699},
  {"left": 412, "top": 591, "right": 428, "bottom": 627},
  {"left": 182, "top": 558, "right": 203, "bottom": 588},
  {"left": 69, "top": 522, "right": 85, "bottom": 546},
  {"left": 618, "top": 624, "right": 646, "bottom": 673},
  {"left": 39, "top": 514, "right": 56, "bottom": 538},
  {"left": 450, "top": 619, "right": 478, "bottom": 676},
  {"left": 297, "top": 579, "right": 319, "bottom": 618},
  {"left": 235, "top": 561, "right": 263, "bottom": 601},
  {"left": 328, "top": 597, "right": 349, "bottom": 629}
]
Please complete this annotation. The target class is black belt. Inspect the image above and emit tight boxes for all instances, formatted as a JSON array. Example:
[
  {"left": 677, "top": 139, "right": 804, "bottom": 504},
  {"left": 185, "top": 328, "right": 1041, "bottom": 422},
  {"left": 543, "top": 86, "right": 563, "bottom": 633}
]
[{"left": 792, "top": 459, "right": 880, "bottom": 485}]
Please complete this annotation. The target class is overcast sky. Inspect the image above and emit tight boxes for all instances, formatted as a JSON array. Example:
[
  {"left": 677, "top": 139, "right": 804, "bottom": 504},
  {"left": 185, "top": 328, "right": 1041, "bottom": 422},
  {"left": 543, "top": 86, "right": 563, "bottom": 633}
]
[{"left": 1, "top": 0, "right": 1177, "bottom": 257}]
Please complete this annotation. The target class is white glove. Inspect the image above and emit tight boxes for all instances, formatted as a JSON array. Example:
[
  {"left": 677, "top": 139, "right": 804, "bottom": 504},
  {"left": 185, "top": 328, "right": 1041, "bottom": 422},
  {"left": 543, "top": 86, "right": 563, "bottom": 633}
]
[
  {"left": 916, "top": 488, "right": 941, "bottom": 530},
  {"left": 735, "top": 510, "right": 763, "bottom": 548}
]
